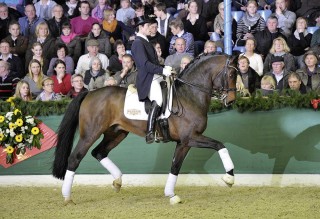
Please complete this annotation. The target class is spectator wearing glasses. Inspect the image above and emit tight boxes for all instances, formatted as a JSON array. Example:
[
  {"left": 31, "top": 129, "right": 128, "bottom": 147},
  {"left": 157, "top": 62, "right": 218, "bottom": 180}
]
[
  {"left": 36, "top": 77, "right": 61, "bottom": 101},
  {"left": 66, "top": 74, "right": 88, "bottom": 98}
]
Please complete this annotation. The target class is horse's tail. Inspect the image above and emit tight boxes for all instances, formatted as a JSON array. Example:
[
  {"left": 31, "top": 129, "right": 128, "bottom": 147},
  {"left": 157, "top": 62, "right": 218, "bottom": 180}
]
[{"left": 52, "top": 91, "right": 89, "bottom": 180}]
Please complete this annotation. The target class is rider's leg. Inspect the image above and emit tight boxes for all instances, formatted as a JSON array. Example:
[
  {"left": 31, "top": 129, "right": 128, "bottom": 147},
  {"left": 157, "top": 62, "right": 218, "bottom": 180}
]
[{"left": 146, "top": 77, "right": 162, "bottom": 144}]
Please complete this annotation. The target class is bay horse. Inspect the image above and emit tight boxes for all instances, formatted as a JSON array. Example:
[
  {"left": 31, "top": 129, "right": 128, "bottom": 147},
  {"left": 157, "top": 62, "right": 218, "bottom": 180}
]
[{"left": 52, "top": 54, "right": 238, "bottom": 205}]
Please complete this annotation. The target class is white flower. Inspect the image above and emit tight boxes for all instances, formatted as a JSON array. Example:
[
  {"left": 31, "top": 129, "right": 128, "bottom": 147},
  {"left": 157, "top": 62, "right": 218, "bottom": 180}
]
[
  {"left": 10, "top": 131, "right": 15, "bottom": 137},
  {"left": 5, "top": 112, "right": 13, "bottom": 118},
  {"left": 26, "top": 118, "right": 34, "bottom": 125},
  {"left": 5, "top": 129, "right": 10, "bottom": 134},
  {"left": 24, "top": 126, "right": 28, "bottom": 130},
  {"left": 17, "top": 143, "right": 24, "bottom": 148}
]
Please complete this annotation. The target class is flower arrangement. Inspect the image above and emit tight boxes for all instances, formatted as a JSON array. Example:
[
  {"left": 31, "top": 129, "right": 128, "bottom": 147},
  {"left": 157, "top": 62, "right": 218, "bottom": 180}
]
[{"left": 0, "top": 106, "right": 44, "bottom": 164}]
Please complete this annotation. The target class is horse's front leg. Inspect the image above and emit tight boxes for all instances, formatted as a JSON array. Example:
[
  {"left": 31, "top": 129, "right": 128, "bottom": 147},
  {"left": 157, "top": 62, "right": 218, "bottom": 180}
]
[
  {"left": 164, "top": 143, "right": 190, "bottom": 205},
  {"left": 188, "top": 135, "right": 235, "bottom": 187}
]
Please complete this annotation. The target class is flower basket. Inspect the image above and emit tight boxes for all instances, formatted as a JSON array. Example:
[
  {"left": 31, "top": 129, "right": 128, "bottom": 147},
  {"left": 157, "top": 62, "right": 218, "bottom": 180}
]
[{"left": 0, "top": 108, "right": 46, "bottom": 165}]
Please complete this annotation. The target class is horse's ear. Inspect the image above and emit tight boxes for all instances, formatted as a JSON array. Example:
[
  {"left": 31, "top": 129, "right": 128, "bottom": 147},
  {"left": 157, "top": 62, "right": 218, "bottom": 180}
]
[{"left": 229, "top": 54, "right": 239, "bottom": 67}]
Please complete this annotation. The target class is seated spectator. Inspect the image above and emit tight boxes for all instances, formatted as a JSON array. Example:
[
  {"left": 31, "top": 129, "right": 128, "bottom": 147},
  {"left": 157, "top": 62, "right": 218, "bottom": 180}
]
[
  {"left": 260, "top": 74, "right": 276, "bottom": 95},
  {"left": 265, "top": 56, "right": 290, "bottom": 92},
  {"left": 47, "top": 44, "right": 74, "bottom": 76},
  {"left": 70, "top": 1, "right": 98, "bottom": 38},
  {"left": 108, "top": 39, "right": 126, "bottom": 74},
  {"left": 102, "top": 9, "right": 132, "bottom": 45},
  {"left": 236, "top": 0, "right": 266, "bottom": 46},
  {"left": 288, "top": 17, "right": 312, "bottom": 69},
  {"left": 211, "top": 2, "right": 237, "bottom": 50},
  {"left": 25, "top": 42, "right": 49, "bottom": 75},
  {"left": 140, "top": 0, "right": 153, "bottom": 17},
  {"left": 47, "top": 4, "right": 69, "bottom": 38},
  {"left": 182, "top": 0, "right": 208, "bottom": 56},
  {"left": 83, "top": 57, "right": 110, "bottom": 90},
  {"left": 240, "top": 38, "right": 264, "bottom": 76},
  {"left": 51, "top": 60, "right": 72, "bottom": 95},
  {"left": 258, "top": 0, "right": 275, "bottom": 11},
  {"left": 165, "top": 37, "right": 191, "bottom": 72},
  {"left": 26, "top": 22, "right": 56, "bottom": 68},
  {"left": 152, "top": 41, "right": 165, "bottom": 65},
  {"left": 148, "top": 18, "right": 168, "bottom": 58},
  {"left": 296, "top": 50, "right": 320, "bottom": 93},
  {"left": 287, "top": 72, "right": 307, "bottom": 94},
  {"left": 264, "top": 37, "right": 296, "bottom": 73},
  {"left": 66, "top": 73, "right": 88, "bottom": 98},
  {"left": 203, "top": 40, "right": 217, "bottom": 54},
  {"left": 75, "top": 39, "right": 109, "bottom": 76},
  {"left": 92, "top": 0, "right": 112, "bottom": 23},
  {"left": 236, "top": 55, "right": 261, "bottom": 95},
  {"left": 310, "top": 27, "right": 320, "bottom": 54},
  {"left": 18, "top": 4, "right": 44, "bottom": 37},
  {"left": 4, "top": 21, "right": 28, "bottom": 67},
  {"left": 23, "top": 59, "right": 47, "bottom": 97},
  {"left": 179, "top": 55, "right": 193, "bottom": 73},
  {"left": 169, "top": 18, "right": 195, "bottom": 56},
  {"left": 295, "top": 0, "right": 320, "bottom": 26},
  {"left": 0, "top": 60, "right": 20, "bottom": 100},
  {"left": 34, "top": 0, "right": 57, "bottom": 21},
  {"left": 0, "top": 3, "right": 18, "bottom": 41},
  {"left": 105, "top": 54, "right": 137, "bottom": 88},
  {"left": 62, "top": 0, "right": 79, "bottom": 19},
  {"left": 153, "top": 2, "right": 174, "bottom": 42},
  {"left": 232, "top": 0, "right": 249, "bottom": 11},
  {"left": 271, "top": 0, "right": 296, "bottom": 38},
  {"left": 254, "top": 15, "right": 287, "bottom": 58},
  {"left": 36, "top": 77, "right": 61, "bottom": 101},
  {"left": 14, "top": 80, "right": 33, "bottom": 101},
  {"left": 56, "top": 22, "right": 82, "bottom": 63},
  {"left": 85, "top": 22, "right": 112, "bottom": 57},
  {"left": 0, "top": 40, "right": 23, "bottom": 78},
  {"left": 116, "top": 0, "right": 135, "bottom": 26}
]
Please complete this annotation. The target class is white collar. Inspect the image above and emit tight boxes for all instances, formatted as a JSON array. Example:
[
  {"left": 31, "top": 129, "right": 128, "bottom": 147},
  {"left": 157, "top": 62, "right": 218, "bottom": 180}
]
[{"left": 137, "top": 33, "right": 149, "bottom": 41}]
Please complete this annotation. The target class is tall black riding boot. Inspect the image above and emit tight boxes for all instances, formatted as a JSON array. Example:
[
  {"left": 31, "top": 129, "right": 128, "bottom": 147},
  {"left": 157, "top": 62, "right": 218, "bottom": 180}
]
[{"left": 146, "top": 101, "right": 160, "bottom": 144}]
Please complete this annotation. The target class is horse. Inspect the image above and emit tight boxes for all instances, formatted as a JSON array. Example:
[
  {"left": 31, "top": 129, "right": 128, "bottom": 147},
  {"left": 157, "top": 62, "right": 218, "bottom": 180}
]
[{"left": 52, "top": 54, "right": 238, "bottom": 205}]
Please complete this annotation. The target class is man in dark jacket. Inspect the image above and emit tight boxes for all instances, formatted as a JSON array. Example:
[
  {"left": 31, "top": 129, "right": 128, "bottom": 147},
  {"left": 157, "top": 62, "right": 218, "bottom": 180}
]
[
  {"left": 47, "top": 5, "right": 69, "bottom": 38},
  {"left": 254, "top": 15, "right": 286, "bottom": 58},
  {"left": 131, "top": 15, "right": 172, "bottom": 144}
]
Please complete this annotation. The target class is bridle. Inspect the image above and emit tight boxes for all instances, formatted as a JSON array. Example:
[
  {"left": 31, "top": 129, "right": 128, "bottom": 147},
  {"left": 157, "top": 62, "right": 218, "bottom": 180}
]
[
  {"left": 175, "top": 56, "right": 237, "bottom": 102},
  {"left": 169, "top": 56, "right": 238, "bottom": 116}
]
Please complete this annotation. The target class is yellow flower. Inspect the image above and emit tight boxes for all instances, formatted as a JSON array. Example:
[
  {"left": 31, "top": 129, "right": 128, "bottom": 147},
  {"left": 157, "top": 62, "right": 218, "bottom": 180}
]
[
  {"left": 0, "top": 133, "right": 4, "bottom": 141},
  {"left": 9, "top": 122, "right": 16, "bottom": 129},
  {"left": 5, "top": 146, "right": 14, "bottom": 154},
  {"left": 6, "top": 97, "right": 15, "bottom": 106},
  {"left": 15, "top": 119, "right": 23, "bottom": 127},
  {"left": 14, "top": 109, "right": 21, "bottom": 115},
  {"left": 0, "top": 115, "right": 4, "bottom": 123},
  {"left": 31, "top": 127, "right": 40, "bottom": 135},
  {"left": 15, "top": 134, "right": 23, "bottom": 143}
]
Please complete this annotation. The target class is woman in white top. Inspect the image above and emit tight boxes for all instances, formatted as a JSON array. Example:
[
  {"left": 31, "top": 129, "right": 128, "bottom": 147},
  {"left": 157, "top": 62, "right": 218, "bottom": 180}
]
[{"left": 240, "top": 38, "right": 264, "bottom": 76}]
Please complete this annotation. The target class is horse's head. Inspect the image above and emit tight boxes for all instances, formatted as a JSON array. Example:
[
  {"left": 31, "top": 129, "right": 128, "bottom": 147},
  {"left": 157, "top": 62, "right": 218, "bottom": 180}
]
[{"left": 213, "top": 55, "right": 237, "bottom": 106}]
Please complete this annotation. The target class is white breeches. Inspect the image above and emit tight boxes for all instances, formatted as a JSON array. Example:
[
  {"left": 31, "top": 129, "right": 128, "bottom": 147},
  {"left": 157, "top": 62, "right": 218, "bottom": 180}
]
[{"left": 149, "top": 75, "right": 163, "bottom": 106}]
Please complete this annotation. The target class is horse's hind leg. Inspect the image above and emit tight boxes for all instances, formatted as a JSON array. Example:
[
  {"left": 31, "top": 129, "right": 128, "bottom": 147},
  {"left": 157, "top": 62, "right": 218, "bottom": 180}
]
[
  {"left": 91, "top": 129, "right": 129, "bottom": 192},
  {"left": 188, "top": 135, "right": 234, "bottom": 187},
  {"left": 164, "top": 142, "right": 190, "bottom": 204},
  {"left": 62, "top": 136, "right": 100, "bottom": 204}
]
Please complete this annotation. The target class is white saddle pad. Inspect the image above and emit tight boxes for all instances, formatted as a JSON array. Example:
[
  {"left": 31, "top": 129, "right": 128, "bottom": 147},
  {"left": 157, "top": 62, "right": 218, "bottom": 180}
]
[{"left": 124, "top": 84, "right": 173, "bottom": 120}]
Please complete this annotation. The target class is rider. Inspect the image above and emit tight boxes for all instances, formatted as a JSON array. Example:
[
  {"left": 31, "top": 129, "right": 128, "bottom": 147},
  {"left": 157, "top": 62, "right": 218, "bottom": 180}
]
[{"left": 131, "top": 15, "right": 173, "bottom": 144}]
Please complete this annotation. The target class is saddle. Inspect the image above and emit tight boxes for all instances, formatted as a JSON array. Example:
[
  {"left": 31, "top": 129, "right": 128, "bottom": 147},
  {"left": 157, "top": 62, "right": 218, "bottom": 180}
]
[{"left": 124, "top": 79, "right": 172, "bottom": 143}]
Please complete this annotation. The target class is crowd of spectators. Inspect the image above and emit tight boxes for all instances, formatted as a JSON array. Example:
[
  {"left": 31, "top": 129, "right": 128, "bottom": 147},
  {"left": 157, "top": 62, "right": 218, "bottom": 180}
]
[{"left": 0, "top": 0, "right": 320, "bottom": 102}]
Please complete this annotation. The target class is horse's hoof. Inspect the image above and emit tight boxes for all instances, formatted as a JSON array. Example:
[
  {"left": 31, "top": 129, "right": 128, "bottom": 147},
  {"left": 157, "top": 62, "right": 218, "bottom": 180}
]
[
  {"left": 222, "top": 173, "right": 234, "bottom": 187},
  {"left": 170, "top": 195, "right": 183, "bottom": 205},
  {"left": 112, "top": 177, "right": 122, "bottom": 193},
  {"left": 64, "top": 197, "right": 76, "bottom": 206}
]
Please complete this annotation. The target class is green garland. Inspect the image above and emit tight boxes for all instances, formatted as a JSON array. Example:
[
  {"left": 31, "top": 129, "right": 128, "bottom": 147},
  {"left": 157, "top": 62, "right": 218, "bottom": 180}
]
[{"left": 0, "top": 91, "right": 319, "bottom": 116}]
